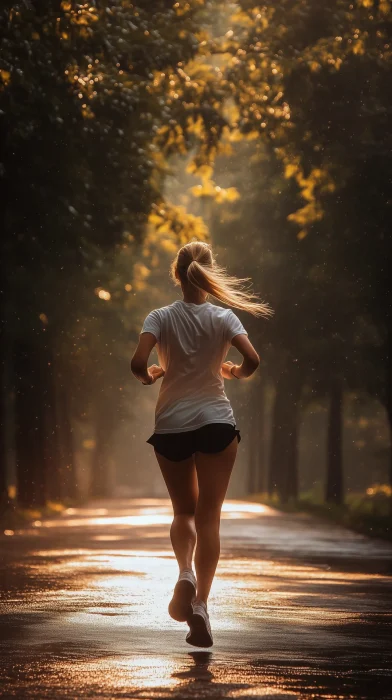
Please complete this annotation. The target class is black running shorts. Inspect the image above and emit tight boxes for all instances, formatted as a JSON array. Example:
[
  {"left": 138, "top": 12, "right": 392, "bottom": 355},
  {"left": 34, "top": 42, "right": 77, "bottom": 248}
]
[{"left": 146, "top": 422, "right": 241, "bottom": 462}]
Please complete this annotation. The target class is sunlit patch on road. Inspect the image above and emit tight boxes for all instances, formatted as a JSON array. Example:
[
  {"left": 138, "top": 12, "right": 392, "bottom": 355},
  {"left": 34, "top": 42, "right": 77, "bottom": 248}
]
[
  {"left": 1, "top": 499, "right": 392, "bottom": 699},
  {"left": 36, "top": 499, "right": 273, "bottom": 530}
]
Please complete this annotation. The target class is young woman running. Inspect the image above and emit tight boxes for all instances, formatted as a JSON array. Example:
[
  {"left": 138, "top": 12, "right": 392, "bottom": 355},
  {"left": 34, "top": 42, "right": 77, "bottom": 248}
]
[{"left": 131, "top": 240, "right": 271, "bottom": 647}]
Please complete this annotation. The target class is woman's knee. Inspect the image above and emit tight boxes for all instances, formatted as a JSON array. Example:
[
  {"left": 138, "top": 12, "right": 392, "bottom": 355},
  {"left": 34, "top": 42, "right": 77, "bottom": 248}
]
[
  {"left": 195, "top": 505, "right": 221, "bottom": 531},
  {"left": 172, "top": 508, "right": 196, "bottom": 519}
]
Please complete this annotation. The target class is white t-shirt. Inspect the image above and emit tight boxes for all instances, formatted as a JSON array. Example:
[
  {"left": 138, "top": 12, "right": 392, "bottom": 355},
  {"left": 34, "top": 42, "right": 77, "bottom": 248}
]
[{"left": 140, "top": 299, "right": 248, "bottom": 433}]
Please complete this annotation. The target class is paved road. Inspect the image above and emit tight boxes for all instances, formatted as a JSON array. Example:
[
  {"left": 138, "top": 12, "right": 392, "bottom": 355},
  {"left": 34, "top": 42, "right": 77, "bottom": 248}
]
[{"left": 1, "top": 499, "right": 392, "bottom": 699}]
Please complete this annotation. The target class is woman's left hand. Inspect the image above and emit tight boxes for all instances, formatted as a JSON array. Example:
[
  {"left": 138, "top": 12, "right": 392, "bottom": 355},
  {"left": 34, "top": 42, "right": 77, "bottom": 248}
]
[{"left": 221, "top": 361, "right": 236, "bottom": 380}]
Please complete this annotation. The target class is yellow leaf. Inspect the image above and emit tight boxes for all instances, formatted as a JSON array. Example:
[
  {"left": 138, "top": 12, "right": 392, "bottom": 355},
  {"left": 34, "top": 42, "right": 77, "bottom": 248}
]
[
  {"left": 0, "top": 69, "right": 11, "bottom": 85},
  {"left": 284, "top": 163, "right": 298, "bottom": 179},
  {"left": 288, "top": 202, "right": 323, "bottom": 226},
  {"left": 198, "top": 164, "right": 214, "bottom": 182},
  {"left": 149, "top": 213, "right": 163, "bottom": 226},
  {"left": 134, "top": 263, "right": 150, "bottom": 280},
  {"left": 225, "top": 187, "right": 240, "bottom": 202},
  {"left": 229, "top": 129, "right": 246, "bottom": 143},
  {"left": 352, "top": 40, "right": 365, "bottom": 56},
  {"left": 160, "top": 238, "right": 178, "bottom": 254},
  {"left": 133, "top": 280, "right": 147, "bottom": 292},
  {"left": 157, "top": 221, "right": 171, "bottom": 234},
  {"left": 244, "top": 130, "right": 260, "bottom": 141}
]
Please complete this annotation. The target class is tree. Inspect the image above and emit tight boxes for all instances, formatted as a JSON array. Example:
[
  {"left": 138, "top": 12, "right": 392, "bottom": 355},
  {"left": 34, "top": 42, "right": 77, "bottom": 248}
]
[
  {"left": 223, "top": 0, "right": 392, "bottom": 502},
  {"left": 0, "top": 0, "right": 226, "bottom": 506}
]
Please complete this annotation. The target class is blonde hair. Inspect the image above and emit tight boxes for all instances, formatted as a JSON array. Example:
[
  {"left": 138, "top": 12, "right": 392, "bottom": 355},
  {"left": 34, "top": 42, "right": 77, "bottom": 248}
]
[{"left": 170, "top": 241, "right": 273, "bottom": 318}]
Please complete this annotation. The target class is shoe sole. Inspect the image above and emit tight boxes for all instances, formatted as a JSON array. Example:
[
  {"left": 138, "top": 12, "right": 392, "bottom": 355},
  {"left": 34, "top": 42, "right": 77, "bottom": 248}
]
[
  {"left": 168, "top": 579, "right": 195, "bottom": 622},
  {"left": 186, "top": 612, "right": 213, "bottom": 648}
]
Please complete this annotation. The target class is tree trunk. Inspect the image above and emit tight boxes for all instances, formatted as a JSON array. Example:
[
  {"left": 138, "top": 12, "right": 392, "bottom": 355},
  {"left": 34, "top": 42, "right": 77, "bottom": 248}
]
[
  {"left": 0, "top": 288, "right": 7, "bottom": 511},
  {"left": 56, "top": 383, "right": 77, "bottom": 502},
  {"left": 0, "top": 124, "right": 9, "bottom": 511},
  {"left": 247, "top": 378, "right": 264, "bottom": 494},
  {"left": 14, "top": 340, "right": 47, "bottom": 508},
  {"left": 0, "top": 341, "right": 7, "bottom": 511},
  {"left": 389, "top": 424, "right": 392, "bottom": 520},
  {"left": 268, "top": 385, "right": 280, "bottom": 497},
  {"left": 268, "top": 369, "right": 302, "bottom": 503},
  {"left": 90, "top": 409, "right": 114, "bottom": 499},
  {"left": 325, "top": 377, "right": 343, "bottom": 505},
  {"left": 386, "top": 324, "right": 392, "bottom": 518},
  {"left": 287, "top": 410, "right": 299, "bottom": 501},
  {"left": 248, "top": 419, "right": 259, "bottom": 494},
  {"left": 249, "top": 379, "right": 266, "bottom": 493},
  {"left": 14, "top": 330, "right": 74, "bottom": 508},
  {"left": 44, "top": 347, "right": 63, "bottom": 503}
]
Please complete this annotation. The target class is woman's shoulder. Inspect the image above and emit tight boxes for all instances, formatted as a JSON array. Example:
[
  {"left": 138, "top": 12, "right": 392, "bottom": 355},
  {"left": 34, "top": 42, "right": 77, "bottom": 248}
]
[
  {"left": 143, "top": 301, "right": 180, "bottom": 321},
  {"left": 148, "top": 301, "right": 232, "bottom": 318},
  {"left": 155, "top": 301, "right": 180, "bottom": 314},
  {"left": 146, "top": 301, "right": 177, "bottom": 314}
]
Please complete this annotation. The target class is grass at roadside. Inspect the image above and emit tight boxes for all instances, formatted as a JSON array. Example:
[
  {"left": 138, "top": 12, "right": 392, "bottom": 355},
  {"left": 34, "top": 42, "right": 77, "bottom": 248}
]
[{"left": 249, "top": 486, "right": 392, "bottom": 542}]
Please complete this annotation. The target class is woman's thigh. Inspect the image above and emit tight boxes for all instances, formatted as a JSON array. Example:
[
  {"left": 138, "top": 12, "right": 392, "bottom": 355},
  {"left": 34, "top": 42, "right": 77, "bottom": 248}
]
[
  {"left": 154, "top": 451, "right": 198, "bottom": 515},
  {"left": 194, "top": 436, "right": 238, "bottom": 512}
]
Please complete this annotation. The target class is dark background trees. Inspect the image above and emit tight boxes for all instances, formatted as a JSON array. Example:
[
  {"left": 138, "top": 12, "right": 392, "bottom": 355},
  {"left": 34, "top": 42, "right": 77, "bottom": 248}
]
[
  {"left": 1, "top": 0, "right": 391, "bottom": 528},
  {"left": 218, "top": 0, "right": 392, "bottom": 515},
  {"left": 0, "top": 0, "right": 223, "bottom": 509}
]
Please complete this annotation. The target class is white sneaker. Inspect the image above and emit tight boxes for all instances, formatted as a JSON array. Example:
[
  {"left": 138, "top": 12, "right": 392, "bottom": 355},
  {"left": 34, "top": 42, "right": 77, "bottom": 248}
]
[
  {"left": 168, "top": 568, "right": 196, "bottom": 622},
  {"left": 186, "top": 600, "right": 213, "bottom": 647}
]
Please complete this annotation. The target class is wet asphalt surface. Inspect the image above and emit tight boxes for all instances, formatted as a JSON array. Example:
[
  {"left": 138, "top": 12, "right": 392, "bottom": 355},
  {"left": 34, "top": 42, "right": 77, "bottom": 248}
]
[{"left": 1, "top": 499, "right": 392, "bottom": 699}]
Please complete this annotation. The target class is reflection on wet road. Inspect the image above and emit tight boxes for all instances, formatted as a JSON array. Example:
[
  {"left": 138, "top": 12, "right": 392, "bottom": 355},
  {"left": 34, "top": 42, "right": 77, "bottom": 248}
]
[{"left": 1, "top": 499, "right": 392, "bottom": 699}]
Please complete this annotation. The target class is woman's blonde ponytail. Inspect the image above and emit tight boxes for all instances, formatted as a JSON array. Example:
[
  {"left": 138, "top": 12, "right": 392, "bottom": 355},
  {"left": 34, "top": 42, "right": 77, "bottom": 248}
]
[{"left": 170, "top": 241, "right": 273, "bottom": 319}]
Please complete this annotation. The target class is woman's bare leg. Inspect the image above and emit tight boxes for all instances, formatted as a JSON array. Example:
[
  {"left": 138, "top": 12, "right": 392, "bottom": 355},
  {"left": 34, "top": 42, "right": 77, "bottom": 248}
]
[
  {"left": 194, "top": 437, "right": 238, "bottom": 604},
  {"left": 155, "top": 451, "right": 198, "bottom": 571}
]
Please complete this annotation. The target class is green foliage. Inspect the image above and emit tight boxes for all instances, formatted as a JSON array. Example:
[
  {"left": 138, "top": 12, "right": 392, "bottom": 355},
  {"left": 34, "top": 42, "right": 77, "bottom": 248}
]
[{"left": 251, "top": 488, "right": 392, "bottom": 540}]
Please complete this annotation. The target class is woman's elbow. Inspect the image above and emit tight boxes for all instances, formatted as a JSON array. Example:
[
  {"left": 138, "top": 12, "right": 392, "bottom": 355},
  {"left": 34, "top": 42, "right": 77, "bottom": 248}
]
[
  {"left": 248, "top": 353, "right": 260, "bottom": 373},
  {"left": 131, "top": 358, "right": 146, "bottom": 376}
]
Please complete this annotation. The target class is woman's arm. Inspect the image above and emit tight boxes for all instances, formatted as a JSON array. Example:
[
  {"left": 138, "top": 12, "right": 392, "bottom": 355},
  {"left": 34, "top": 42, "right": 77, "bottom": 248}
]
[
  {"left": 131, "top": 332, "right": 165, "bottom": 385},
  {"left": 222, "top": 334, "right": 260, "bottom": 380}
]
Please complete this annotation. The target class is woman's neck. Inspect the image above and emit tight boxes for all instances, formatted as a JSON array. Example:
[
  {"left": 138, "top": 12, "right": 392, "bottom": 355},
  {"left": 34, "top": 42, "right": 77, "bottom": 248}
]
[{"left": 181, "top": 285, "right": 207, "bottom": 305}]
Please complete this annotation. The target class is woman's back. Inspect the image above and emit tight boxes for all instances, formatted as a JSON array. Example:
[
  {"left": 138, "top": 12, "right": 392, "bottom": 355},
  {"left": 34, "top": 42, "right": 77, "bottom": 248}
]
[{"left": 141, "top": 300, "right": 248, "bottom": 433}]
